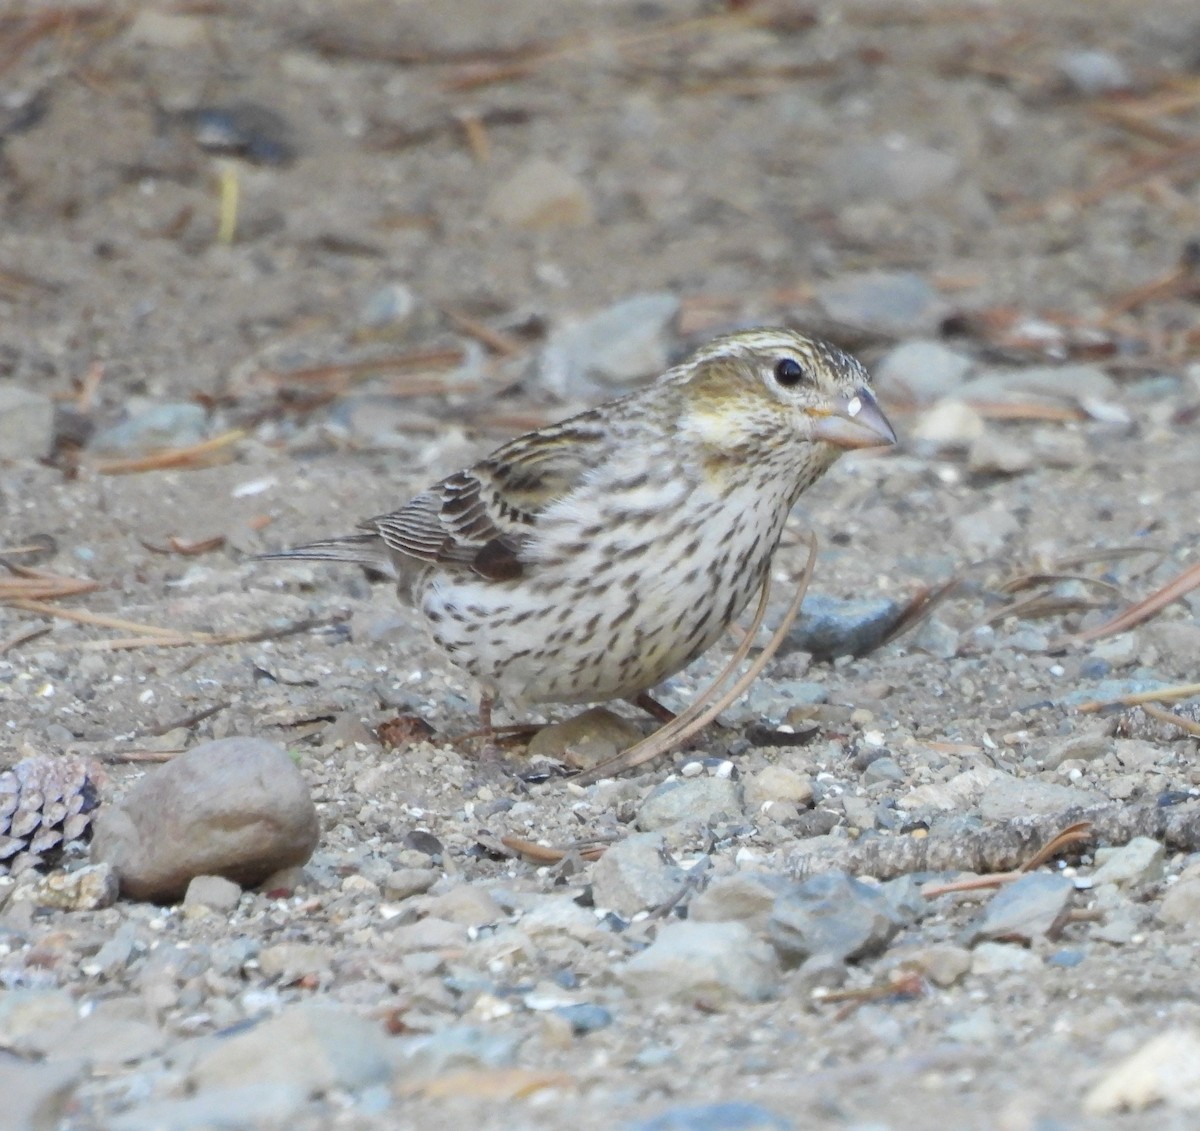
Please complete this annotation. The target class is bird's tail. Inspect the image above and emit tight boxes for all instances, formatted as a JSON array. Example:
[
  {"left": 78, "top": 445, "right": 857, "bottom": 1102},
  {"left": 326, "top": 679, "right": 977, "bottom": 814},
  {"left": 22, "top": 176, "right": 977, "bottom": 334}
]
[{"left": 257, "top": 533, "right": 399, "bottom": 579}]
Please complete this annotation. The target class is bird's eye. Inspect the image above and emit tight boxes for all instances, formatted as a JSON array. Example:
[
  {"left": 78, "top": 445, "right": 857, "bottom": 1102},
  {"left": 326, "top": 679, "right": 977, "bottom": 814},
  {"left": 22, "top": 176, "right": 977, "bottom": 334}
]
[{"left": 773, "top": 358, "right": 806, "bottom": 387}]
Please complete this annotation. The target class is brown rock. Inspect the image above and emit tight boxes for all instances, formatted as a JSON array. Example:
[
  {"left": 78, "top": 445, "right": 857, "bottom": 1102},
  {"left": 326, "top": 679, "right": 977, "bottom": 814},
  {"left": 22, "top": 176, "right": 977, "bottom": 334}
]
[{"left": 91, "top": 737, "right": 319, "bottom": 902}]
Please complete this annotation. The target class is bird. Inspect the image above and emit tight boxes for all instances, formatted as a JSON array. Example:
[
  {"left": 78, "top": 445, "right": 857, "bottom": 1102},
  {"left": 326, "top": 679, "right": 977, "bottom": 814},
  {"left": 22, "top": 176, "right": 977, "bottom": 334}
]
[{"left": 263, "top": 328, "right": 896, "bottom": 741}]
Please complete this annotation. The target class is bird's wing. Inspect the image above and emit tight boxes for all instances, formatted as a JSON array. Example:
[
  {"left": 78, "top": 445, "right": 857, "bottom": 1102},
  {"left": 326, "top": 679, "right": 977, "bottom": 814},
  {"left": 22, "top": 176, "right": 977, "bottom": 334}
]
[{"left": 368, "top": 414, "right": 606, "bottom": 581}]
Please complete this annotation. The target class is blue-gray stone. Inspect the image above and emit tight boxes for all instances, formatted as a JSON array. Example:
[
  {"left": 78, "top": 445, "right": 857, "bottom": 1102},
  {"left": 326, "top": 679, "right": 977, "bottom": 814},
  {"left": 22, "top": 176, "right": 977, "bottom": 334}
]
[
  {"left": 768, "top": 872, "right": 901, "bottom": 963},
  {"left": 785, "top": 594, "right": 905, "bottom": 660},
  {"left": 629, "top": 1102, "right": 793, "bottom": 1131}
]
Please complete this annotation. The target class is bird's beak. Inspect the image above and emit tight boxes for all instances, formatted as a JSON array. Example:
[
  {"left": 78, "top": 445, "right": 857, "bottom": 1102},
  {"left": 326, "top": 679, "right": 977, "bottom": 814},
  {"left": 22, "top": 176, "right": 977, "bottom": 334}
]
[{"left": 811, "top": 389, "right": 896, "bottom": 450}]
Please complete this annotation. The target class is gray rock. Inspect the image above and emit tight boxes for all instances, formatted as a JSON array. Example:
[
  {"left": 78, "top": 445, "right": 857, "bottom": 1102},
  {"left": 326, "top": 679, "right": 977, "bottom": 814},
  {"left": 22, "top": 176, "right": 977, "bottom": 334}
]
[
  {"left": 784, "top": 594, "right": 905, "bottom": 660},
  {"left": 815, "top": 271, "right": 948, "bottom": 336},
  {"left": 968, "top": 430, "right": 1035, "bottom": 476},
  {"left": 970, "top": 940, "right": 1042, "bottom": 975},
  {"left": 689, "top": 872, "right": 792, "bottom": 929},
  {"left": 49, "top": 998, "right": 165, "bottom": 1067},
  {"left": 553, "top": 1003, "right": 613, "bottom": 1034},
  {"left": 359, "top": 281, "right": 417, "bottom": 329},
  {"left": 1158, "top": 878, "right": 1200, "bottom": 927},
  {"left": 978, "top": 775, "right": 1102, "bottom": 821},
  {"left": 862, "top": 757, "right": 905, "bottom": 786},
  {"left": 382, "top": 867, "right": 438, "bottom": 901},
  {"left": 590, "top": 832, "right": 686, "bottom": 917},
  {"left": 912, "top": 399, "right": 986, "bottom": 448},
  {"left": 189, "top": 1003, "right": 393, "bottom": 1094},
  {"left": 1091, "top": 837, "right": 1166, "bottom": 889},
  {"left": 874, "top": 339, "right": 973, "bottom": 404},
  {"left": 0, "top": 386, "right": 55, "bottom": 461},
  {"left": 183, "top": 874, "right": 243, "bottom": 912},
  {"left": 910, "top": 616, "right": 960, "bottom": 660},
  {"left": 629, "top": 1101, "right": 793, "bottom": 1131},
  {"left": 967, "top": 872, "right": 1074, "bottom": 944},
  {"left": 0, "top": 1056, "right": 85, "bottom": 1131},
  {"left": 108, "top": 1085, "right": 309, "bottom": 1131},
  {"left": 823, "top": 141, "right": 960, "bottom": 205},
  {"left": 768, "top": 872, "right": 901, "bottom": 963},
  {"left": 396, "top": 1024, "right": 519, "bottom": 1079},
  {"left": 540, "top": 293, "right": 680, "bottom": 397},
  {"left": 0, "top": 989, "right": 77, "bottom": 1057},
  {"left": 1084, "top": 1030, "right": 1200, "bottom": 1115},
  {"left": 619, "top": 920, "right": 779, "bottom": 1005},
  {"left": 1057, "top": 49, "right": 1132, "bottom": 95},
  {"left": 637, "top": 777, "right": 743, "bottom": 831},
  {"left": 91, "top": 737, "right": 319, "bottom": 902},
  {"left": 961, "top": 364, "right": 1117, "bottom": 406},
  {"left": 1142, "top": 622, "right": 1200, "bottom": 674},
  {"left": 905, "top": 942, "right": 972, "bottom": 986},
  {"left": 1040, "top": 729, "right": 1114, "bottom": 769},
  {"left": 89, "top": 402, "right": 208, "bottom": 455},
  {"left": 484, "top": 156, "right": 594, "bottom": 229},
  {"left": 952, "top": 505, "right": 1021, "bottom": 555}
]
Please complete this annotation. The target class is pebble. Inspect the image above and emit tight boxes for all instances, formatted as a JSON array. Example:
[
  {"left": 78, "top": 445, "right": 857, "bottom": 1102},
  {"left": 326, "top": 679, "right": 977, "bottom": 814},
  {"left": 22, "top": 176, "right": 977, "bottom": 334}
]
[
  {"left": 967, "top": 430, "right": 1035, "bottom": 476},
  {"left": 909, "top": 616, "right": 960, "bottom": 660},
  {"left": 966, "top": 872, "right": 1074, "bottom": 945},
  {"left": 951, "top": 504, "right": 1021, "bottom": 555},
  {"left": 1084, "top": 1029, "right": 1200, "bottom": 1114},
  {"left": 743, "top": 766, "right": 814, "bottom": 811},
  {"left": 873, "top": 339, "right": 973, "bottom": 404},
  {"left": 1157, "top": 877, "right": 1200, "bottom": 927},
  {"left": 904, "top": 942, "right": 972, "bottom": 987},
  {"left": 88, "top": 402, "right": 208, "bottom": 456},
  {"left": 10, "top": 863, "right": 118, "bottom": 911},
  {"left": 183, "top": 101, "right": 296, "bottom": 166},
  {"left": 969, "top": 940, "right": 1043, "bottom": 976},
  {"left": 0, "top": 1057, "right": 85, "bottom": 1131},
  {"left": 110, "top": 1084, "right": 309, "bottom": 1131},
  {"left": 636, "top": 776, "right": 743, "bottom": 831},
  {"left": 977, "top": 775, "right": 1102, "bottom": 821},
  {"left": 1040, "top": 728, "right": 1114, "bottom": 769},
  {"left": 188, "top": 1002, "right": 393, "bottom": 1094},
  {"left": 1142, "top": 621, "right": 1200, "bottom": 674},
  {"left": 961, "top": 364, "right": 1117, "bottom": 407},
  {"left": 485, "top": 156, "right": 594, "bottom": 229},
  {"left": 125, "top": 8, "right": 209, "bottom": 49},
  {"left": 358, "top": 281, "right": 418, "bottom": 329},
  {"left": 630, "top": 1101, "right": 793, "bottom": 1131},
  {"left": 527, "top": 707, "right": 644, "bottom": 769},
  {"left": 1091, "top": 837, "right": 1166, "bottom": 889},
  {"left": 823, "top": 140, "right": 960, "bottom": 205},
  {"left": 552, "top": 1003, "right": 613, "bottom": 1035},
  {"left": 619, "top": 920, "right": 779, "bottom": 1005},
  {"left": 395, "top": 1025, "right": 519, "bottom": 1080},
  {"left": 182, "top": 874, "right": 243, "bottom": 913},
  {"left": 539, "top": 293, "right": 680, "bottom": 397},
  {"left": 768, "top": 872, "right": 900, "bottom": 963},
  {"left": 784, "top": 594, "right": 905, "bottom": 661},
  {"left": 91, "top": 737, "right": 320, "bottom": 902},
  {"left": 0, "top": 385, "right": 55, "bottom": 461},
  {"left": 815, "top": 270, "right": 948, "bottom": 336},
  {"left": 688, "top": 872, "right": 792, "bottom": 929},
  {"left": 383, "top": 867, "right": 439, "bottom": 901},
  {"left": 1057, "top": 49, "right": 1133, "bottom": 95},
  {"left": 912, "top": 399, "right": 985, "bottom": 448},
  {"left": 590, "top": 832, "right": 687, "bottom": 917}
]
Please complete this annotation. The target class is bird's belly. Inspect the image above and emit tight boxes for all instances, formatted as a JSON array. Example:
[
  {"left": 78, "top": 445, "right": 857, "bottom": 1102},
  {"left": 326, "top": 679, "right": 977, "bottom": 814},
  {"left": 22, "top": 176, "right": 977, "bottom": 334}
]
[{"left": 420, "top": 484, "right": 791, "bottom": 707}]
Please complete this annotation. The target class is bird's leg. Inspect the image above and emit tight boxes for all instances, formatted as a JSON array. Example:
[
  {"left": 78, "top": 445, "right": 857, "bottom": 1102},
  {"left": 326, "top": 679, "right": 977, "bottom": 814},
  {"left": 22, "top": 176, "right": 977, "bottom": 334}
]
[
  {"left": 477, "top": 692, "right": 500, "bottom": 760},
  {"left": 630, "top": 692, "right": 676, "bottom": 726}
]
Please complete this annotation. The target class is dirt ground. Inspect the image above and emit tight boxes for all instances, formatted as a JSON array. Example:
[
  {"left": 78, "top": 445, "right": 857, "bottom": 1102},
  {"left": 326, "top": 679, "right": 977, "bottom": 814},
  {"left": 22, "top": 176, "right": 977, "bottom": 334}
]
[{"left": 3, "top": 1, "right": 1200, "bottom": 1129}]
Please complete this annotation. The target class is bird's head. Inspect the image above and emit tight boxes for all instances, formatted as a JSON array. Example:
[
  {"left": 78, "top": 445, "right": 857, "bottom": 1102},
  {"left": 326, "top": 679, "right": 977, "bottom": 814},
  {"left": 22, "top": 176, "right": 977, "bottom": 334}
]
[{"left": 672, "top": 328, "right": 896, "bottom": 466}]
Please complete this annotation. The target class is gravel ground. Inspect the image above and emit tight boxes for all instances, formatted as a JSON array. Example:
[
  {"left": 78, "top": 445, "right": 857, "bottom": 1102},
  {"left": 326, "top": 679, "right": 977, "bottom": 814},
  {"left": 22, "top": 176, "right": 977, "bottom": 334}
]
[{"left": 2, "top": 2, "right": 1200, "bottom": 1129}]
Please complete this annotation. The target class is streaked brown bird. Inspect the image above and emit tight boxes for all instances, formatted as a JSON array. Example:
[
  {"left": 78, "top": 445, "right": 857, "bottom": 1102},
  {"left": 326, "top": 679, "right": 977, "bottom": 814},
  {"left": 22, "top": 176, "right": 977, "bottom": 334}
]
[{"left": 265, "top": 328, "right": 896, "bottom": 735}]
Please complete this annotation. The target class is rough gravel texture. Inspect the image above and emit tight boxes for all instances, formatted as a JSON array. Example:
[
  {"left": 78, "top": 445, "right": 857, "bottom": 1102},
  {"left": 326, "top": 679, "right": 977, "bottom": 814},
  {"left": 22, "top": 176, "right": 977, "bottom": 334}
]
[{"left": 2, "top": 2, "right": 1200, "bottom": 1129}]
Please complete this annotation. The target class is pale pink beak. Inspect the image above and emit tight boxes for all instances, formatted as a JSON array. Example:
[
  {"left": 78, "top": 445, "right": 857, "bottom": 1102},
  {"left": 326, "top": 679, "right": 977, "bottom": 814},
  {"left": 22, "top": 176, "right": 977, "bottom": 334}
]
[{"left": 812, "top": 389, "right": 896, "bottom": 450}]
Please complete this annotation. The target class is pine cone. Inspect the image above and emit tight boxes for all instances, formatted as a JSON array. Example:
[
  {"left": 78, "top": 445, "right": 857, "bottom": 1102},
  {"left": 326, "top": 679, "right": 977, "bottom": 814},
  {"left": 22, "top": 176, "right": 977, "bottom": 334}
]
[{"left": 0, "top": 755, "right": 101, "bottom": 876}]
